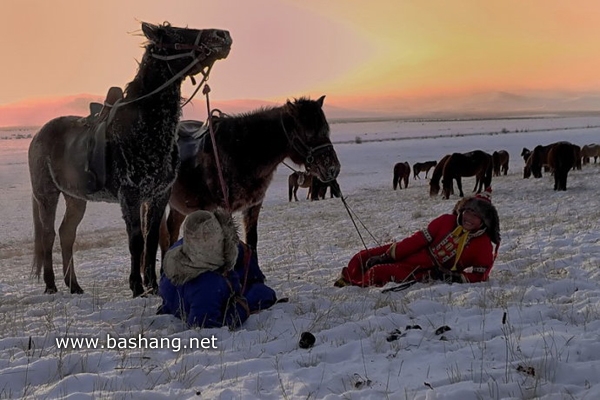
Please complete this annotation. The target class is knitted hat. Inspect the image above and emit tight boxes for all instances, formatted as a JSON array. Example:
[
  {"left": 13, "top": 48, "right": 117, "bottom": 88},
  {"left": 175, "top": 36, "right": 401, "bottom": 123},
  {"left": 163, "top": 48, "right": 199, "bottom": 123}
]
[
  {"left": 453, "top": 187, "right": 500, "bottom": 244},
  {"left": 162, "top": 209, "right": 239, "bottom": 285}
]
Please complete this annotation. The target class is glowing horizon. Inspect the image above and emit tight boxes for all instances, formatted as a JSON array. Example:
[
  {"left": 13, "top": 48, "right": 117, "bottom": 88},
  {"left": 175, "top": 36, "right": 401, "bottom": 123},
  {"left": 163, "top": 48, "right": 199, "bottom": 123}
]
[{"left": 2, "top": 0, "right": 600, "bottom": 126}]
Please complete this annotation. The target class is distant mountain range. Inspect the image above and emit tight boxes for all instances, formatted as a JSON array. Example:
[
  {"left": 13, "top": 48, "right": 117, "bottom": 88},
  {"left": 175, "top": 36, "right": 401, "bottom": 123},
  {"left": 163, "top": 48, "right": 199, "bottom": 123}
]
[{"left": 2, "top": 91, "right": 599, "bottom": 128}]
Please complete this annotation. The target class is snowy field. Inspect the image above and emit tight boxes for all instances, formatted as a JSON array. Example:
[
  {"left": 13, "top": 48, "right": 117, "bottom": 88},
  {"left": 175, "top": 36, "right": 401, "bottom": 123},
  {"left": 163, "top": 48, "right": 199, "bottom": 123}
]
[{"left": 1, "top": 116, "right": 600, "bottom": 399}]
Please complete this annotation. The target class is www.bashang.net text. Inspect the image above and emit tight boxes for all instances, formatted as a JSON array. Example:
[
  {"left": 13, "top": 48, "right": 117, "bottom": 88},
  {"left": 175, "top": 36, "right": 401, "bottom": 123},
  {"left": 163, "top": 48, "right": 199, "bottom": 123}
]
[{"left": 55, "top": 333, "right": 218, "bottom": 352}]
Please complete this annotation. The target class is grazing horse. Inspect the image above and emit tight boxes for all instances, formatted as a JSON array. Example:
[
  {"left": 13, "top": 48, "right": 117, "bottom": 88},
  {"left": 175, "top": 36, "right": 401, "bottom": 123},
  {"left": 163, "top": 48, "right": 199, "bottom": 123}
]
[
  {"left": 288, "top": 171, "right": 313, "bottom": 201},
  {"left": 548, "top": 142, "right": 577, "bottom": 191},
  {"left": 429, "top": 154, "right": 451, "bottom": 197},
  {"left": 393, "top": 162, "right": 411, "bottom": 190},
  {"left": 492, "top": 150, "right": 510, "bottom": 176},
  {"left": 28, "top": 23, "right": 232, "bottom": 296},
  {"left": 581, "top": 143, "right": 600, "bottom": 165},
  {"left": 525, "top": 144, "right": 553, "bottom": 178},
  {"left": 162, "top": 96, "right": 340, "bottom": 252},
  {"left": 412, "top": 160, "right": 437, "bottom": 179},
  {"left": 441, "top": 150, "right": 492, "bottom": 199}
]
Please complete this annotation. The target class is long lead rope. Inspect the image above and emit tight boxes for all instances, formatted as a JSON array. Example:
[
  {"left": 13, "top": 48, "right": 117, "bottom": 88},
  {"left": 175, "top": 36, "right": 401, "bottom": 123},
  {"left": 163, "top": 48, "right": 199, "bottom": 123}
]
[{"left": 203, "top": 84, "right": 231, "bottom": 211}]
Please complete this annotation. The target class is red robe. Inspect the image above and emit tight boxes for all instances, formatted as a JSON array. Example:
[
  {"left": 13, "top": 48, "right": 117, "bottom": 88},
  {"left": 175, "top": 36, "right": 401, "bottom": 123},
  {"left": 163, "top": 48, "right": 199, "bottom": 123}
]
[{"left": 341, "top": 214, "right": 494, "bottom": 287}]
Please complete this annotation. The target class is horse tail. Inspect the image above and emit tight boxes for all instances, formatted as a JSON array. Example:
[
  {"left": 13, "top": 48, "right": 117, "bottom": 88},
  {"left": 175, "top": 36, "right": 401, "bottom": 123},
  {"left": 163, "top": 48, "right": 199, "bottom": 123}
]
[{"left": 31, "top": 195, "right": 43, "bottom": 278}]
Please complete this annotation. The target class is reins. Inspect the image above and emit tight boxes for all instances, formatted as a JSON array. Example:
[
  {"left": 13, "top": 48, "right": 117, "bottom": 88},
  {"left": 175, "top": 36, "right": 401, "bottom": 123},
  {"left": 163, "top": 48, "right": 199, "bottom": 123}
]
[
  {"left": 104, "top": 31, "right": 214, "bottom": 126},
  {"left": 202, "top": 84, "right": 231, "bottom": 211}
]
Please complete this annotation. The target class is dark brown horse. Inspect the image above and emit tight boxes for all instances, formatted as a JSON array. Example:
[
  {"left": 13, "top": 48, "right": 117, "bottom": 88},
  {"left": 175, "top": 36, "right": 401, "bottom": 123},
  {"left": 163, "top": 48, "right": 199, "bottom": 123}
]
[
  {"left": 28, "top": 23, "right": 232, "bottom": 296},
  {"left": 429, "top": 154, "right": 451, "bottom": 197},
  {"left": 520, "top": 147, "right": 532, "bottom": 163},
  {"left": 162, "top": 96, "right": 340, "bottom": 252},
  {"left": 412, "top": 160, "right": 437, "bottom": 179},
  {"left": 441, "top": 150, "right": 492, "bottom": 199},
  {"left": 548, "top": 142, "right": 577, "bottom": 191},
  {"left": 393, "top": 162, "right": 411, "bottom": 190},
  {"left": 288, "top": 171, "right": 313, "bottom": 201},
  {"left": 524, "top": 144, "right": 553, "bottom": 178},
  {"left": 492, "top": 150, "right": 510, "bottom": 176}
]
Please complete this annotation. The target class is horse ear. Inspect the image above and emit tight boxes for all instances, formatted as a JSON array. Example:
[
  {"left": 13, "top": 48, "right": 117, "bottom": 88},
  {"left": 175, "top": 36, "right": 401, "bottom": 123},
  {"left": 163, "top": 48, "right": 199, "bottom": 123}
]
[
  {"left": 316, "top": 95, "right": 326, "bottom": 108},
  {"left": 141, "top": 22, "right": 161, "bottom": 42}
]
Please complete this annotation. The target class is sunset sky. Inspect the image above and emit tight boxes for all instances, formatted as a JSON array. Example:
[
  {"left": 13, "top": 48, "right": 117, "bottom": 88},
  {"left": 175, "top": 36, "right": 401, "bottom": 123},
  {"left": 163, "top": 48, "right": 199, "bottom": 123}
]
[{"left": 2, "top": 0, "right": 600, "bottom": 126}]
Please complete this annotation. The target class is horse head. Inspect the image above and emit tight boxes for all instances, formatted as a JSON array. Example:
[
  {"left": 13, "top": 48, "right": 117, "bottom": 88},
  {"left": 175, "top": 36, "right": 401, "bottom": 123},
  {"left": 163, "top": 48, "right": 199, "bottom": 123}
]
[
  {"left": 283, "top": 95, "right": 341, "bottom": 183},
  {"left": 429, "top": 180, "right": 440, "bottom": 197},
  {"left": 141, "top": 22, "right": 232, "bottom": 79},
  {"left": 441, "top": 178, "right": 453, "bottom": 199}
]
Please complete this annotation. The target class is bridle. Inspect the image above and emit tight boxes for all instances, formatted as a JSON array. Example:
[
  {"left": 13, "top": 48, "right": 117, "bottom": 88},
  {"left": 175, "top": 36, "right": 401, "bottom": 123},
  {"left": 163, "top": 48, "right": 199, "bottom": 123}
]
[
  {"left": 104, "top": 30, "right": 220, "bottom": 123},
  {"left": 280, "top": 114, "right": 334, "bottom": 175}
]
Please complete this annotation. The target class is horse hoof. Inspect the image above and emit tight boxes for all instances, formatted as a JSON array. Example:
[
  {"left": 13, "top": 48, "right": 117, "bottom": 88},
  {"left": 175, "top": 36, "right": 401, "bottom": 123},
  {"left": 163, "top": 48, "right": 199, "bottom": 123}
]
[
  {"left": 44, "top": 286, "right": 58, "bottom": 294},
  {"left": 131, "top": 284, "right": 146, "bottom": 298},
  {"left": 70, "top": 286, "right": 84, "bottom": 295}
]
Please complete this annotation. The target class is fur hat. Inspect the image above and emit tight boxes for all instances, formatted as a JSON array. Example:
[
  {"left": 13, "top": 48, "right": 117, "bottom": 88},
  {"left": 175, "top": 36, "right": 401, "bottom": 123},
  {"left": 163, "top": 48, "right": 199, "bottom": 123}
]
[
  {"left": 162, "top": 209, "right": 239, "bottom": 285},
  {"left": 453, "top": 187, "right": 500, "bottom": 244}
]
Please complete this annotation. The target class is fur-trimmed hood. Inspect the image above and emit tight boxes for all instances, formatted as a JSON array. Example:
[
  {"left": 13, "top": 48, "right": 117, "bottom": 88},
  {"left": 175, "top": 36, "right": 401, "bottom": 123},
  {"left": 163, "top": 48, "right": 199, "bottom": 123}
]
[
  {"left": 163, "top": 209, "right": 239, "bottom": 285},
  {"left": 454, "top": 196, "right": 500, "bottom": 244}
]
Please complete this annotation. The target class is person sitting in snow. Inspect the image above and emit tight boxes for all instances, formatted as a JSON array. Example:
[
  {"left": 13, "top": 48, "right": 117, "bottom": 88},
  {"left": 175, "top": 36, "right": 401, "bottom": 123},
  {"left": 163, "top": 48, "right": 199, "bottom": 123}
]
[
  {"left": 158, "top": 209, "right": 277, "bottom": 328},
  {"left": 334, "top": 187, "right": 500, "bottom": 288}
]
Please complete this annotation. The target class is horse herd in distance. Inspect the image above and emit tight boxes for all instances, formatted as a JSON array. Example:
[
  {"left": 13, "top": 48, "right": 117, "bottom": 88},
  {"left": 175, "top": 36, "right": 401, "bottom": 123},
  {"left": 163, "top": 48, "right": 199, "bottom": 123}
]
[{"left": 289, "top": 141, "right": 600, "bottom": 204}]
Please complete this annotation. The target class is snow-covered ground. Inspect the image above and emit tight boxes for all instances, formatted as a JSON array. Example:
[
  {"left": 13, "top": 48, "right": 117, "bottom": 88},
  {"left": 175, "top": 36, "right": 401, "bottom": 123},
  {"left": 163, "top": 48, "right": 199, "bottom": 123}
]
[{"left": 1, "top": 116, "right": 600, "bottom": 399}]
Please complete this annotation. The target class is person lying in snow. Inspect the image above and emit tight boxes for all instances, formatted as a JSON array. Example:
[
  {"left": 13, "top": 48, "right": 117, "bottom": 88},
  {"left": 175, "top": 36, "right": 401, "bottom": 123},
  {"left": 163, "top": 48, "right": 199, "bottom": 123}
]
[
  {"left": 158, "top": 209, "right": 277, "bottom": 328},
  {"left": 335, "top": 187, "right": 500, "bottom": 288}
]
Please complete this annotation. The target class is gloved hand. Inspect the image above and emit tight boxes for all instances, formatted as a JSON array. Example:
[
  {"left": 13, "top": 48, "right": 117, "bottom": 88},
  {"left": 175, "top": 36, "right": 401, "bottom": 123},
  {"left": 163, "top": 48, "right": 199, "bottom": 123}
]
[
  {"left": 365, "top": 253, "right": 393, "bottom": 269},
  {"left": 436, "top": 267, "right": 467, "bottom": 283}
]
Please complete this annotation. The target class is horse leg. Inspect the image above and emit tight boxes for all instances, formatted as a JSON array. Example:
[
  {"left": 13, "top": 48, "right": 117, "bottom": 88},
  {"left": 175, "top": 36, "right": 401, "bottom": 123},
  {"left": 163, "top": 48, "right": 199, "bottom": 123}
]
[
  {"left": 32, "top": 191, "right": 60, "bottom": 294},
  {"left": 58, "top": 195, "right": 87, "bottom": 294},
  {"left": 119, "top": 194, "right": 145, "bottom": 297},
  {"left": 456, "top": 177, "right": 464, "bottom": 197},
  {"left": 472, "top": 177, "right": 480, "bottom": 193},
  {"left": 243, "top": 203, "right": 262, "bottom": 250},
  {"left": 166, "top": 207, "right": 187, "bottom": 247},
  {"left": 159, "top": 212, "right": 170, "bottom": 262},
  {"left": 393, "top": 172, "right": 398, "bottom": 190},
  {"left": 141, "top": 193, "right": 170, "bottom": 293},
  {"left": 160, "top": 207, "right": 186, "bottom": 274}
]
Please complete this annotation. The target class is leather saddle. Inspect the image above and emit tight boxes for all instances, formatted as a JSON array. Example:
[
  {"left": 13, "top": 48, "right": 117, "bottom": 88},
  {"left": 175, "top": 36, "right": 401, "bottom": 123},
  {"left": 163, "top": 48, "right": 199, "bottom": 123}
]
[
  {"left": 76, "top": 86, "right": 124, "bottom": 194},
  {"left": 176, "top": 119, "right": 213, "bottom": 168}
]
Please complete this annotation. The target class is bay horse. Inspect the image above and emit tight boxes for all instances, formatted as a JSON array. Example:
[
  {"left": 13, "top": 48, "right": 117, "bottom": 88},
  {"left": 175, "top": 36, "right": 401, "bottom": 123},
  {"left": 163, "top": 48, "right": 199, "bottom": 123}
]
[
  {"left": 429, "top": 154, "right": 451, "bottom": 197},
  {"left": 441, "top": 150, "right": 492, "bottom": 199},
  {"left": 162, "top": 96, "right": 340, "bottom": 252},
  {"left": 288, "top": 171, "right": 313, "bottom": 201},
  {"left": 393, "top": 162, "right": 411, "bottom": 190},
  {"left": 581, "top": 143, "right": 600, "bottom": 165},
  {"left": 28, "top": 22, "right": 232, "bottom": 296},
  {"left": 412, "top": 160, "right": 437, "bottom": 179},
  {"left": 548, "top": 142, "right": 577, "bottom": 191},
  {"left": 492, "top": 150, "right": 510, "bottom": 176}
]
